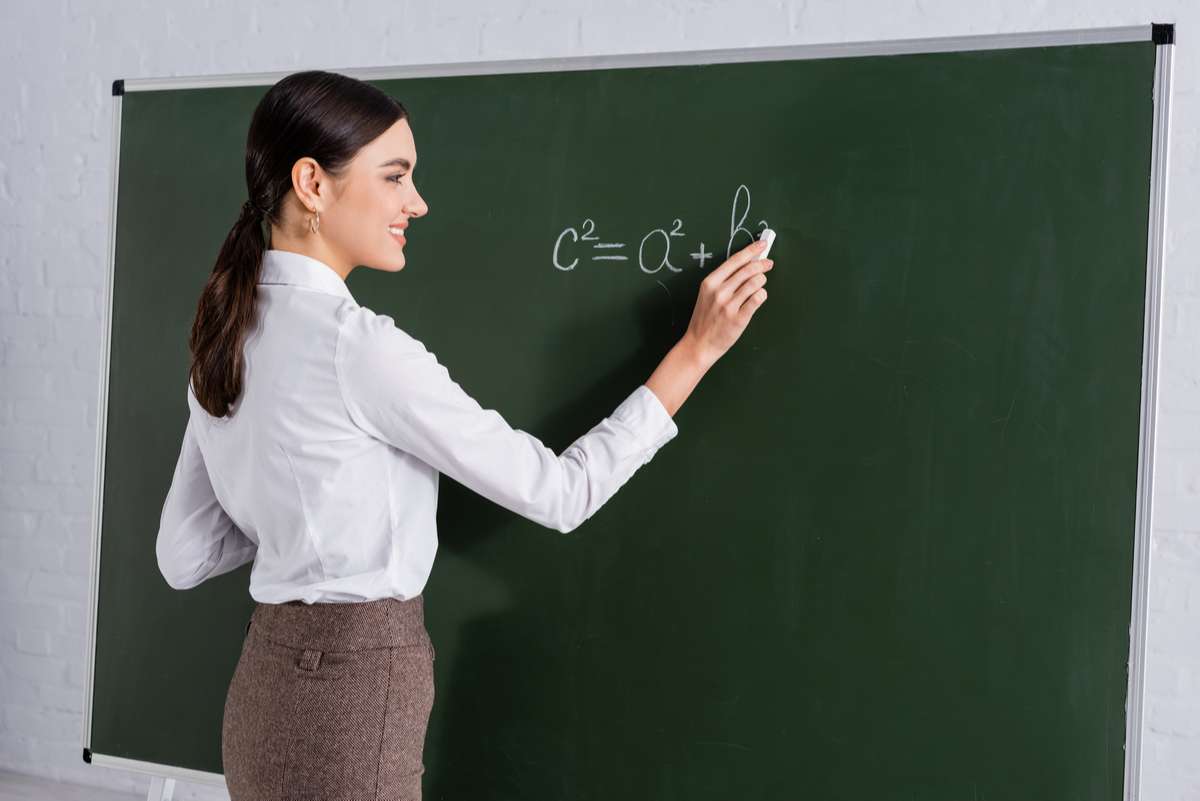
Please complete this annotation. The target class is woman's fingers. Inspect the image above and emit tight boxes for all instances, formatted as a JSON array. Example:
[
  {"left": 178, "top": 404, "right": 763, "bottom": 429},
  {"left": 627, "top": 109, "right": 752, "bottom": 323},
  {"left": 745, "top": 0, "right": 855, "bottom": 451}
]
[
  {"left": 720, "top": 258, "right": 773, "bottom": 303},
  {"left": 730, "top": 268, "right": 769, "bottom": 311},
  {"left": 737, "top": 287, "right": 767, "bottom": 321},
  {"left": 722, "top": 257, "right": 773, "bottom": 297},
  {"left": 703, "top": 240, "right": 769, "bottom": 290}
]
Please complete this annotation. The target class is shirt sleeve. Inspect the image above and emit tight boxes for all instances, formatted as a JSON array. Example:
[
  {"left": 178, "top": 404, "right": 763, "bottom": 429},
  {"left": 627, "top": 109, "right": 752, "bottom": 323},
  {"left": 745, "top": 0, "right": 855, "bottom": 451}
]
[
  {"left": 333, "top": 306, "right": 680, "bottom": 534},
  {"left": 156, "top": 410, "right": 258, "bottom": 590}
]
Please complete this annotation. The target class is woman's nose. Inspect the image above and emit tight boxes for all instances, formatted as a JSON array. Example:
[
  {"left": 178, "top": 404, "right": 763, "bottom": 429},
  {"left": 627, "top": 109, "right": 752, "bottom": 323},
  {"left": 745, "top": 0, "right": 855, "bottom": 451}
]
[{"left": 410, "top": 192, "right": 429, "bottom": 218}]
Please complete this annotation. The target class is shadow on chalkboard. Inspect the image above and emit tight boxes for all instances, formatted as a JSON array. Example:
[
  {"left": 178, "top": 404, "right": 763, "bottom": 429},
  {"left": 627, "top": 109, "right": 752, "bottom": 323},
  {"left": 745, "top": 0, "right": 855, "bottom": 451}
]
[{"left": 420, "top": 286, "right": 681, "bottom": 796}]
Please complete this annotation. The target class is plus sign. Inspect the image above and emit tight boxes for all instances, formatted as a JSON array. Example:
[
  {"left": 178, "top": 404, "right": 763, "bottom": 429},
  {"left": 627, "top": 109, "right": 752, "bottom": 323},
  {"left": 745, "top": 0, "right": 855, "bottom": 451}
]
[{"left": 690, "top": 242, "right": 713, "bottom": 269}]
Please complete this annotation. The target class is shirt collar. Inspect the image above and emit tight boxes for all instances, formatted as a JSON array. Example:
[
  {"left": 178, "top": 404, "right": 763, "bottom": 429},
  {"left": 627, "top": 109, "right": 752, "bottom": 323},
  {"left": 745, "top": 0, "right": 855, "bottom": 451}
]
[{"left": 258, "top": 249, "right": 356, "bottom": 304}]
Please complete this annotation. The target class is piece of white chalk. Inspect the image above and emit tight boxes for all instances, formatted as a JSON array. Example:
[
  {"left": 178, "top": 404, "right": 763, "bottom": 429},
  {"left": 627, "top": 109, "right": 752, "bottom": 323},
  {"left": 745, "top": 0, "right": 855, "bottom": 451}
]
[{"left": 757, "top": 228, "right": 776, "bottom": 260}]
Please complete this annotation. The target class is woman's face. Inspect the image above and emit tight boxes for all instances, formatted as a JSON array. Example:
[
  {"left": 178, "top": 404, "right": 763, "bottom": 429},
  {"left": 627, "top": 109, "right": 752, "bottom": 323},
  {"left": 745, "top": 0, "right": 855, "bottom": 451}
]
[{"left": 281, "top": 116, "right": 429, "bottom": 279}]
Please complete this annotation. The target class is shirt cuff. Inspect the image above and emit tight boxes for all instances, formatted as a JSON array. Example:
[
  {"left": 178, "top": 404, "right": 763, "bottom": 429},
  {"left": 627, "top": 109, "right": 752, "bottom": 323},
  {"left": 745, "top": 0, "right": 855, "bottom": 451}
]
[{"left": 612, "top": 384, "right": 680, "bottom": 456}]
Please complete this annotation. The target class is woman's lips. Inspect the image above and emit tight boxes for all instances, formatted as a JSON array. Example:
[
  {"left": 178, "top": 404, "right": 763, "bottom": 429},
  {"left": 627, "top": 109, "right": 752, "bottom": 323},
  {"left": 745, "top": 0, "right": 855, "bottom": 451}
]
[{"left": 390, "top": 230, "right": 406, "bottom": 245}]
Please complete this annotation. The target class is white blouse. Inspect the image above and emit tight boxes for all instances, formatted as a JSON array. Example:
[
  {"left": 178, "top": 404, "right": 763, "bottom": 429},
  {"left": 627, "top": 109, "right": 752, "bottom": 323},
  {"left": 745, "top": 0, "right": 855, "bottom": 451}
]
[{"left": 155, "top": 248, "right": 680, "bottom": 603}]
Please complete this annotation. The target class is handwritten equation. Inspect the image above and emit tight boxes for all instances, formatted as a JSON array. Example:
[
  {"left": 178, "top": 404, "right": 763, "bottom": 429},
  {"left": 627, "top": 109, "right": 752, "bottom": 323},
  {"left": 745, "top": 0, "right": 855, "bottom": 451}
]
[{"left": 552, "top": 184, "right": 771, "bottom": 274}]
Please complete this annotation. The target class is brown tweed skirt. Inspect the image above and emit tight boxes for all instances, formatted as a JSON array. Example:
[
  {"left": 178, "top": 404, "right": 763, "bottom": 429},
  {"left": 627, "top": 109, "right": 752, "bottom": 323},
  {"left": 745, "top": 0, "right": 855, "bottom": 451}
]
[{"left": 221, "top": 594, "right": 436, "bottom": 801}]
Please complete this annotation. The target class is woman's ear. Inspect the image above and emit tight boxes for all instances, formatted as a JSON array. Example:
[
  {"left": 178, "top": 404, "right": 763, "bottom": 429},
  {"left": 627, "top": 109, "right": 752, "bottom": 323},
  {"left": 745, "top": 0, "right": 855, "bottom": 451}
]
[{"left": 291, "top": 157, "right": 325, "bottom": 212}]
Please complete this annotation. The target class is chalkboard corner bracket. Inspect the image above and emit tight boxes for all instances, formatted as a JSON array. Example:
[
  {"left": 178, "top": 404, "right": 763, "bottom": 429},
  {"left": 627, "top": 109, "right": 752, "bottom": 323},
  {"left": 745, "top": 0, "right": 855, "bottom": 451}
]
[{"left": 1152, "top": 23, "right": 1175, "bottom": 45}]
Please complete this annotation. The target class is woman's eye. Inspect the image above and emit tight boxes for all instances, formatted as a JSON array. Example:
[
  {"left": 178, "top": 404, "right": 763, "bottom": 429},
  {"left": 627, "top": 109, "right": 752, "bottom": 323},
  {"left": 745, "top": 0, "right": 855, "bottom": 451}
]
[{"left": 388, "top": 174, "right": 406, "bottom": 184}]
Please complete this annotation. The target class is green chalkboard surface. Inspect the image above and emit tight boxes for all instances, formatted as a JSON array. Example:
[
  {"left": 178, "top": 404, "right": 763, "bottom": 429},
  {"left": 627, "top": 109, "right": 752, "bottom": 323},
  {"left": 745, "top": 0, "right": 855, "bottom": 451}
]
[{"left": 88, "top": 29, "right": 1168, "bottom": 801}]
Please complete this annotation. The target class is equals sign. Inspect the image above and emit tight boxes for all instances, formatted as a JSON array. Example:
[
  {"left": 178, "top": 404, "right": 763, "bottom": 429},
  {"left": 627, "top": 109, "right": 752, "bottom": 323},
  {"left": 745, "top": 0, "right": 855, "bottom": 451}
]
[{"left": 592, "top": 242, "right": 628, "bottom": 261}]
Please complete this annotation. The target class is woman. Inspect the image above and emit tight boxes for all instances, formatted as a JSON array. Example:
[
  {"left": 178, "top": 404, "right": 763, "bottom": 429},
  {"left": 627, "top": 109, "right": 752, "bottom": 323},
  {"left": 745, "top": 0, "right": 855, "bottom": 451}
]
[{"left": 155, "top": 69, "right": 773, "bottom": 800}]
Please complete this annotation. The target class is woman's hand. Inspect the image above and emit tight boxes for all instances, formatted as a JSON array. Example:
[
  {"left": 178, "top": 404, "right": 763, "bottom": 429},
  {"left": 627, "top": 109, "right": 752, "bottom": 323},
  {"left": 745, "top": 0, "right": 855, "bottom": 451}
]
[{"left": 681, "top": 239, "right": 774, "bottom": 368}]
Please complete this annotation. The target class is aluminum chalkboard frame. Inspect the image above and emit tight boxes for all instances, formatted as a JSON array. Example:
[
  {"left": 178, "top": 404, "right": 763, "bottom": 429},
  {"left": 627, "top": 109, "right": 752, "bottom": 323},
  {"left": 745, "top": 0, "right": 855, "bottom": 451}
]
[{"left": 83, "top": 22, "right": 1174, "bottom": 800}]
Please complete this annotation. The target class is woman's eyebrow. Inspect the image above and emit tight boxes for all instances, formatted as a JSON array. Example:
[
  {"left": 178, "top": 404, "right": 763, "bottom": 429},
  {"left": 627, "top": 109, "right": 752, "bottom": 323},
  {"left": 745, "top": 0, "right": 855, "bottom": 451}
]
[{"left": 378, "top": 157, "right": 412, "bottom": 169}]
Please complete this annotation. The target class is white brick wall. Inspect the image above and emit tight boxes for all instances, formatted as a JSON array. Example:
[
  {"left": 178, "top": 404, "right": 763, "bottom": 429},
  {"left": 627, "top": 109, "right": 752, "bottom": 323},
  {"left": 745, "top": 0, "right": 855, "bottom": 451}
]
[{"left": 0, "top": 1, "right": 1195, "bottom": 799}]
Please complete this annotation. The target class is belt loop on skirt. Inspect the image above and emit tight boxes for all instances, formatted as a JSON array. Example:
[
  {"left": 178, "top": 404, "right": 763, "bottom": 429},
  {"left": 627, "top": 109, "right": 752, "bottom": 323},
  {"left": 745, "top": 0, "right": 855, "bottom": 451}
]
[{"left": 297, "top": 649, "right": 323, "bottom": 671}]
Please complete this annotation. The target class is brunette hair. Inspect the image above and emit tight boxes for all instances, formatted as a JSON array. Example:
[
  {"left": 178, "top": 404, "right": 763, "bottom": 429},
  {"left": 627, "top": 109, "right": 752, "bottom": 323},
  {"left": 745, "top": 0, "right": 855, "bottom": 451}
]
[{"left": 188, "top": 70, "right": 408, "bottom": 417}]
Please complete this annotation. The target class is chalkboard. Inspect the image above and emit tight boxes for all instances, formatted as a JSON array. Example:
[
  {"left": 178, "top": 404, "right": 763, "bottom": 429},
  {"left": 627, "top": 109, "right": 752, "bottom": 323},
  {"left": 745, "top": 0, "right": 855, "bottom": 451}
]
[{"left": 85, "top": 25, "right": 1173, "bottom": 801}]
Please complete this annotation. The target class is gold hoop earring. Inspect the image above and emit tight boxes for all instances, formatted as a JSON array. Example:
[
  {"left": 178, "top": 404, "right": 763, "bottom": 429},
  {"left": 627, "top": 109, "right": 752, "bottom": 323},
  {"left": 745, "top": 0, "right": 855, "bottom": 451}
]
[{"left": 308, "top": 210, "right": 320, "bottom": 234}]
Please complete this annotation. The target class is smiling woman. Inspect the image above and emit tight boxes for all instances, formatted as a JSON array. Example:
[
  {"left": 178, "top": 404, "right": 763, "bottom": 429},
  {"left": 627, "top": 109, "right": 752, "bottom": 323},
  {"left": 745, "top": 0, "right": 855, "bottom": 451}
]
[
  {"left": 265, "top": 121, "right": 428, "bottom": 282},
  {"left": 175, "top": 69, "right": 444, "bottom": 801},
  {"left": 160, "top": 63, "right": 768, "bottom": 801},
  {"left": 190, "top": 69, "right": 425, "bottom": 420}
]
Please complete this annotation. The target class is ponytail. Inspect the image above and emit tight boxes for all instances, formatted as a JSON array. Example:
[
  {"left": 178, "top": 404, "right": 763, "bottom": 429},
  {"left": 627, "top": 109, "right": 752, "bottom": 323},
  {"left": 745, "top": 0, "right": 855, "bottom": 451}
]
[{"left": 187, "top": 201, "right": 268, "bottom": 417}]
